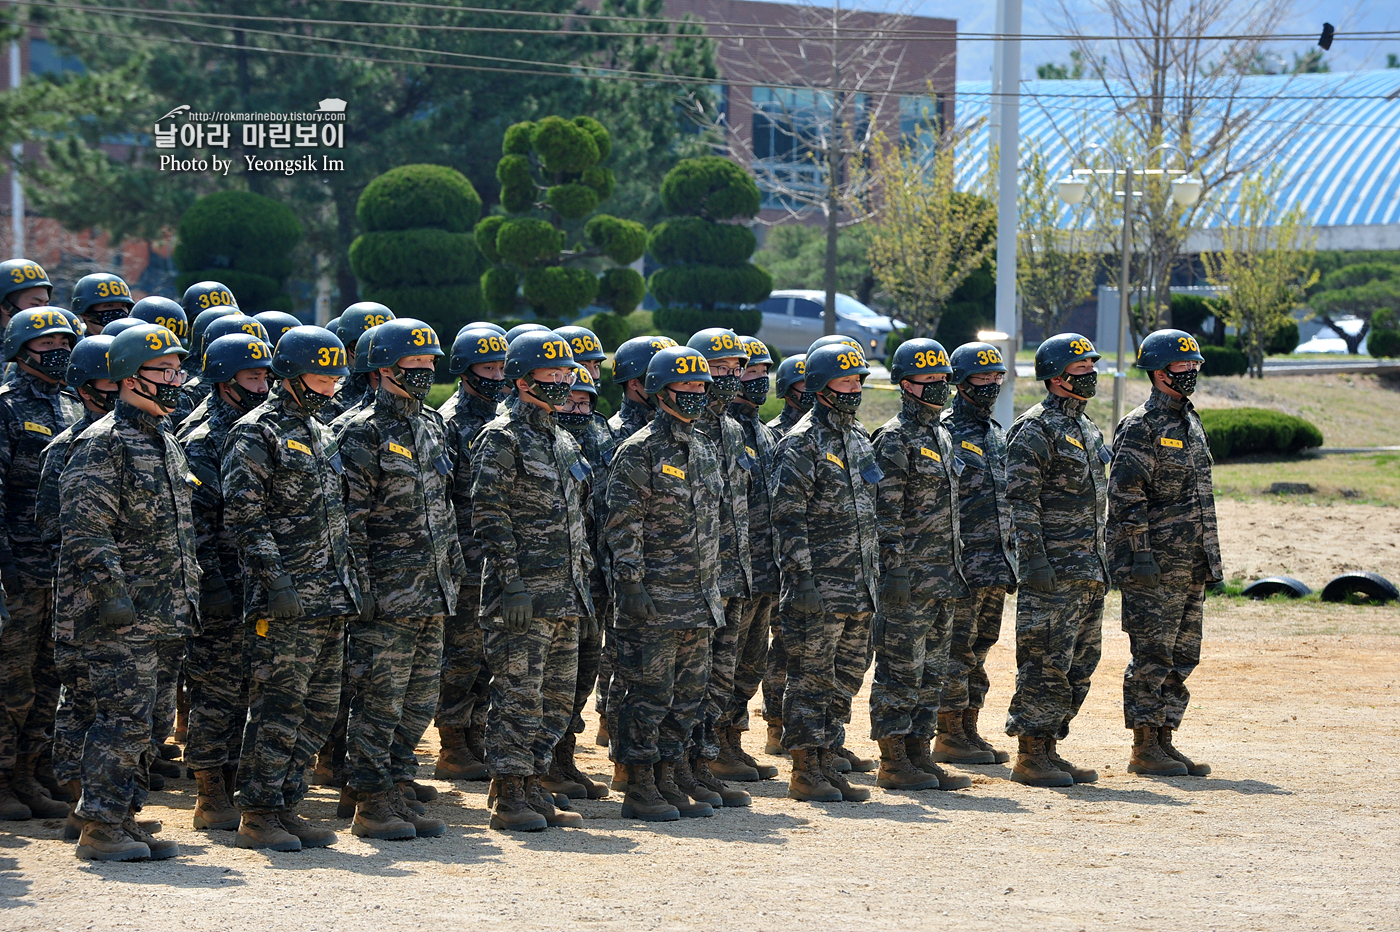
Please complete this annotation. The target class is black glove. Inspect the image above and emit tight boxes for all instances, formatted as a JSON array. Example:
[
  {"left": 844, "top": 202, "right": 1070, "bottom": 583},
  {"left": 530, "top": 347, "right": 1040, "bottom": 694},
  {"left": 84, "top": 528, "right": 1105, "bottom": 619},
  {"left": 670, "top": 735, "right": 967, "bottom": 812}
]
[
  {"left": 1131, "top": 551, "right": 1162, "bottom": 588},
  {"left": 580, "top": 615, "right": 600, "bottom": 640},
  {"left": 881, "top": 566, "right": 911, "bottom": 607},
  {"left": 1024, "top": 556, "right": 1057, "bottom": 593},
  {"left": 200, "top": 575, "right": 235, "bottom": 621},
  {"left": 617, "top": 580, "right": 658, "bottom": 622},
  {"left": 98, "top": 594, "right": 136, "bottom": 627},
  {"left": 501, "top": 577, "right": 533, "bottom": 633},
  {"left": 357, "top": 571, "right": 376, "bottom": 624},
  {"left": 267, "top": 573, "right": 304, "bottom": 620},
  {"left": 791, "top": 575, "right": 823, "bottom": 615}
]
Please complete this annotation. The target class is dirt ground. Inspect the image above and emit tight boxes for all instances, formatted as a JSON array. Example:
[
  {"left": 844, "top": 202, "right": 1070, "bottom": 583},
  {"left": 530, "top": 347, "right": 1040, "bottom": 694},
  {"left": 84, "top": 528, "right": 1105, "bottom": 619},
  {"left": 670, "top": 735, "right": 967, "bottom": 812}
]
[{"left": 3, "top": 501, "right": 1398, "bottom": 931}]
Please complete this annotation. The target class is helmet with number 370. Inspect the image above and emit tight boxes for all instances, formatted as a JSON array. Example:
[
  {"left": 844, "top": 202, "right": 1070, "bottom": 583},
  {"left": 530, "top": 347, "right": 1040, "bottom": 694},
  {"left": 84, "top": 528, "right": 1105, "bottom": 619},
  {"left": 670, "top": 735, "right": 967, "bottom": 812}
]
[
  {"left": 107, "top": 324, "right": 188, "bottom": 380},
  {"left": 367, "top": 318, "right": 443, "bottom": 368},
  {"left": 1134, "top": 328, "right": 1204, "bottom": 371},
  {"left": 504, "top": 330, "right": 575, "bottom": 380},
  {"left": 1034, "top": 332, "right": 1101, "bottom": 381}
]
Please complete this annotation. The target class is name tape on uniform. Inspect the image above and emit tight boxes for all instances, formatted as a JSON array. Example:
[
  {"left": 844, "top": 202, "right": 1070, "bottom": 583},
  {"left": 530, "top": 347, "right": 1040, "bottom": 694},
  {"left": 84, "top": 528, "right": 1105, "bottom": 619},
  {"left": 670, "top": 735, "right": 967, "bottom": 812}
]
[
  {"left": 287, "top": 439, "right": 312, "bottom": 455},
  {"left": 960, "top": 440, "right": 983, "bottom": 456},
  {"left": 662, "top": 464, "right": 685, "bottom": 479},
  {"left": 186, "top": 471, "right": 202, "bottom": 487},
  {"left": 920, "top": 447, "right": 941, "bottom": 462},
  {"left": 388, "top": 442, "right": 413, "bottom": 459},
  {"left": 23, "top": 421, "right": 51, "bottom": 436},
  {"left": 826, "top": 452, "right": 845, "bottom": 468},
  {"left": 1160, "top": 437, "right": 1184, "bottom": 449},
  {"left": 1065, "top": 435, "right": 1085, "bottom": 450},
  {"left": 745, "top": 446, "right": 756, "bottom": 458}
]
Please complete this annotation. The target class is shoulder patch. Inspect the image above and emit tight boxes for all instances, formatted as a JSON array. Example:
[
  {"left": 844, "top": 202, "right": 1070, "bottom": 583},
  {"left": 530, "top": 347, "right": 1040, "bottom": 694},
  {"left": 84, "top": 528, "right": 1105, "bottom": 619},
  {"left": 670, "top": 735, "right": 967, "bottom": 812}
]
[
  {"left": 919, "top": 446, "right": 941, "bottom": 462},
  {"left": 1064, "top": 435, "right": 1084, "bottom": 450},
  {"left": 287, "top": 439, "right": 312, "bottom": 456},
  {"left": 825, "top": 451, "right": 845, "bottom": 469}
]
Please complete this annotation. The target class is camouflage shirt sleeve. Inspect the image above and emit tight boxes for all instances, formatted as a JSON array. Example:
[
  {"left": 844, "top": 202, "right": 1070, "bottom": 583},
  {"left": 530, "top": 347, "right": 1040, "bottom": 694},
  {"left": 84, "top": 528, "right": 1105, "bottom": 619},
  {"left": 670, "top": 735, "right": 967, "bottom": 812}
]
[
  {"left": 1107, "top": 410, "right": 1154, "bottom": 554},
  {"left": 58, "top": 429, "right": 125, "bottom": 596},
  {"left": 337, "top": 415, "right": 380, "bottom": 587},
  {"left": 1006, "top": 418, "right": 1051, "bottom": 567},
  {"left": 221, "top": 420, "right": 285, "bottom": 584},
  {"left": 602, "top": 436, "right": 651, "bottom": 586},
  {"left": 468, "top": 425, "right": 522, "bottom": 584},
  {"left": 771, "top": 429, "right": 817, "bottom": 581},
  {"left": 872, "top": 421, "right": 910, "bottom": 571},
  {"left": 183, "top": 426, "right": 226, "bottom": 585},
  {"left": 34, "top": 429, "right": 73, "bottom": 546}
]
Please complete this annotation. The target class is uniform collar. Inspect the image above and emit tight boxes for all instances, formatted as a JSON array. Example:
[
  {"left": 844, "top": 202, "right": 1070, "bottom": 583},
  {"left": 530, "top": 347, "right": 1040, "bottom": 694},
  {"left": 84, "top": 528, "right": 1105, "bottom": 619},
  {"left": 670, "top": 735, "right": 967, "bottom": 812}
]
[
  {"left": 511, "top": 393, "right": 556, "bottom": 430},
  {"left": 275, "top": 386, "right": 311, "bottom": 420},
  {"left": 458, "top": 382, "right": 500, "bottom": 420},
  {"left": 114, "top": 398, "right": 165, "bottom": 432},
  {"left": 377, "top": 384, "right": 422, "bottom": 418},
  {"left": 662, "top": 409, "right": 694, "bottom": 441},
  {"left": 18, "top": 370, "right": 61, "bottom": 396},
  {"left": 901, "top": 394, "right": 940, "bottom": 425},
  {"left": 814, "top": 400, "right": 856, "bottom": 431},
  {"left": 952, "top": 392, "right": 995, "bottom": 424},
  {"left": 1146, "top": 385, "right": 1190, "bottom": 415},
  {"left": 728, "top": 399, "right": 760, "bottom": 422},
  {"left": 1045, "top": 392, "right": 1086, "bottom": 418}
]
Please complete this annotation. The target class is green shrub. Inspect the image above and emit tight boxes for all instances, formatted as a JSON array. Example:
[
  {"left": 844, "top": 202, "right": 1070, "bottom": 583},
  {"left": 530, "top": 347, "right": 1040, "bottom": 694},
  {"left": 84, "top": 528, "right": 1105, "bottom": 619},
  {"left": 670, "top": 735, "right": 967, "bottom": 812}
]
[
  {"left": 1197, "top": 407, "right": 1324, "bottom": 460},
  {"left": 502, "top": 122, "right": 534, "bottom": 155},
  {"left": 1170, "top": 292, "right": 1213, "bottom": 335},
  {"left": 1369, "top": 307, "right": 1400, "bottom": 358},
  {"left": 494, "top": 218, "right": 565, "bottom": 267},
  {"left": 481, "top": 266, "right": 520, "bottom": 316},
  {"left": 659, "top": 156, "right": 762, "bottom": 220},
  {"left": 1267, "top": 318, "right": 1300, "bottom": 355},
  {"left": 582, "top": 165, "right": 615, "bottom": 201},
  {"left": 348, "top": 230, "right": 478, "bottom": 288},
  {"left": 546, "top": 183, "right": 599, "bottom": 220},
  {"left": 356, "top": 164, "right": 482, "bottom": 234},
  {"left": 649, "top": 264, "right": 773, "bottom": 308},
  {"left": 1199, "top": 343, "right": 1249, "bottom": 376},
  {"left": 360, "top": 283, "right": 484, "bottom": 343},
  {"left": 584, "top": 216, "right": 648, "bottom": 265},
  {"left": 474, "top": 216, "right": 505, "bottom": 264},
  {"left": 522, "top": 266, "right": 599, "bottom": 316},
  {"left": 652, "top": 306, "right": 762, "bottom": 337},
  {"left": 596, "top": 267, "right": 646, "bottom": 315},
  {"left": 531, "top": 116, "right": 599, "bottom": 174},
  {"left": 174, "top": 190, "right": 301, "bottom": 282},
  {"left": 649, "top": 218, "right": 757, "bottom": 266},
  {"left": 174, "top": 268, "right": 283, "bottom": 310},
  {"left": 590, "top": 311, "right": 631, "bottom": 352}
]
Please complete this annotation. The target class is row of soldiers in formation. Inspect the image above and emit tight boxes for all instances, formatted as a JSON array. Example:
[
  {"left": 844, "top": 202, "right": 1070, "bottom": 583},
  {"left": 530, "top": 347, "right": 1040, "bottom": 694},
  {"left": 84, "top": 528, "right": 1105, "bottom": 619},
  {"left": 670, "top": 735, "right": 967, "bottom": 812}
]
[{"left": 0, "top": 257, "right": 1221, "bottom": 863}]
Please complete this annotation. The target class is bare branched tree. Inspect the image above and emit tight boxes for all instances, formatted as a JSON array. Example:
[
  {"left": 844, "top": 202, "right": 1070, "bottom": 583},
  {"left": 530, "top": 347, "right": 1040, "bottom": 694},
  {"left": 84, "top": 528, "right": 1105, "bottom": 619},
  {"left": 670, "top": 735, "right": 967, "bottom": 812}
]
[{"left": 686, "top": 0, "right": 955, "bottom": 335}]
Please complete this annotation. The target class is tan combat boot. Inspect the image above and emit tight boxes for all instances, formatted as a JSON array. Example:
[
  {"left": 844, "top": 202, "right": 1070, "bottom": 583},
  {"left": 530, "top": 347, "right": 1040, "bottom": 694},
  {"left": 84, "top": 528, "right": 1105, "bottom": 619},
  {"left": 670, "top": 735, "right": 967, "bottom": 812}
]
[
  {"left": 489, "top": 776, "right": 547, "bottom": 832},
  {"left": 1159, "top": 727, "right": 1211, "bottom": 776},
  {"left": 397, "top": 779, "right": 438, "bottom": 803},
  {"left": 336, "top": 785, "right": 357, "bottom": 819},
  {"left": 876, "top": 736, "right": 939, "bottom": 791},
  {"left": 0, "top": 771, "right": 35, "bottom": 820},
  {"left": 620, "top": 763, "right": 679, "bottom": 822},
  {"left": 75, "top": 819, "right": 148, "bottom": 861},
  {"left": 310, "top": 749, "right": 341, "bottom": 786},
  {"left": 123, "top": 816, "right": 179, "bottom": 860},
  {"left": 554, "top": 731, "right": 608, "bottom": 799},
  {"left": 351, "top": 790, "right": 417, "bottom": 840},
  {"left": 236, "top": 810, "right": 302, "bottom": 851},
  {"left": 818, "top": 748, "right": 870, "bottom": 801},
  {"left": 709, "top": 728, "right": 760, "bottom": 782},
  {"left": 962, "top": 708, "right": 1011, "bottom": 764},
  {"left": 63, "top": 780, "right": 84, "bottom": 840},
  {"left": 906, "top": 736, "right": 973, "bottom": 790},
  {"left": 611, "top": 761, "right": 629, "bottom": 792},
  {"left": 690, "top": 756, "right": 751, "bottom": 808},
  {"left": 933, "top": 711, "right": 995, "bottom": 765},
  {"left": 279, "top": 809, "right": 338, "bottom": 848},
  {"left": 764, "top": 721, "right": 785, "bottom": 756},
  {"left": 1128, "top": 726, "right": 1187, "bottom": 777},
  {"left": 728, "top": 726, "right": 778, "bottom": 779},
  {"left": 12, "top": 755, "right": 68, "bottom": 818},
  {"left": 192, "top": 769, "right": 240, "bottom": 830},
  {"left": 434, "top": 725, "right": 488, "bottom": 781},
  {"left": 391, "top": 784, "right": 447, "bottom": 837},
  {"left": 527, "top": 775, "right": 583, "bottom": 828},
  {"left": 1046, "top": 738, "right": 1099, "bottom": 783},
  {"left": 595, "top": 712, "right": 610, "bottom": 748},
  {"left": 34, "top": 754, "right": 70, "bottom": 801},
  {"left": 1011, "top": 736, "right": 1074, "bottom": 787},
  {"left": 654, "top": 762, "right": 713, "bottom": 818},
  {"left": 786, "top": 748, "right": 842, "bottom": 802},
  {"left": 541, "top": 757, "right": 587, "bottom": 800}
]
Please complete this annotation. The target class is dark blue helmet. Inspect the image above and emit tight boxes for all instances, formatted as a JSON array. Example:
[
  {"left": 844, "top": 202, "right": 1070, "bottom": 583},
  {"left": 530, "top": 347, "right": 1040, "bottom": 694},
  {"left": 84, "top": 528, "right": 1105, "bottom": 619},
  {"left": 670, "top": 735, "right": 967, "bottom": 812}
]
[
  {"left": 504, "top": 330, "right": 574, "bottom": 380},
  {"left": 461, "top": 320, "right": 506, "bottom": 337},
  {"left": 203, "top": 313, "right": 269, "bottom": 347},
  {"left": 272, "top": 325, "right": 351, "bottom": 379},
  {"left": 181, "top": 280, "right": 237, "bottom": 319},
  {"left": 688, "top": 327, "right": 749, "bottom": 363},
  {"left": 612, "top": 335, "right": 677, "bottom": 384},
  {"left": 65, "top": 334, "right": 114, "bottom": 388},
  {"left": 3, "top": 307, "right": 78, "bottom": 362},
  {"left": 1034, "top": 333, "right": 1100, "bottom": 380},
  {"left": 774, "top": 354, "right": 807, "bottom": 398},
  {"left": 449, "top": 327, "right": 509, "bottom": 377},
  {"left": 202, "top": 333, "right": 275, "bottom": 383},
  {"left": 644, "top": 346, "right": 713, "bottom": 394},
  {"left": 1135, "top": 329, "right": 1204, "bottom": 371},
  {"left": 255, "top": 311, "right": 303, "bottom": 348},
  {"left": 338, "top": 302, "right": 394, "bottom": 347},
  {"left": 130, "top": 296, "right": 188, "bottom": 343},
  {"left": 888, "top": 338, "right": 951, "bottom": 383},
  {"left": 948, "top": 342, "right": 1008, "bottom": 384},
  {"left": 803, "top": 343, "right": 869, "bottom": 393},
  {"left": 70, "top": 273, "right": 134, "bottom": 325},
  {"left": 106, "top": 324, "right": 186, "bottom": 380},
  {"left": 555, "top": 325, "right": 607, "bottom": 362},
  {"left": 366, "top": 318, "right": 444, "bottom": 368},
  {"left": 505, "top": 322, "right": 551, "bottom": 345}
]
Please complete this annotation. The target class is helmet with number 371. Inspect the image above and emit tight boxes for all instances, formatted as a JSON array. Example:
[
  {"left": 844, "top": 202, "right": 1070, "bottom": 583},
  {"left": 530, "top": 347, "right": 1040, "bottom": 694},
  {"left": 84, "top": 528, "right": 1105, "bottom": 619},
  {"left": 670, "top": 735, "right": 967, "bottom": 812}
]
[
  {"left": 367, "top": 318, "right": 443, "bottom": 368},
  {"left": 107, "top": 324, "right": 188, "bottom": 380},
  {"left": 202, "top": 334, "right": 275, "bottom": 383},
  {"left": 1134, "top": 328, "right": 1204, "bottom": 371},
  {"left": 272, "top": 325, "right": 351, "bottom": 379}
]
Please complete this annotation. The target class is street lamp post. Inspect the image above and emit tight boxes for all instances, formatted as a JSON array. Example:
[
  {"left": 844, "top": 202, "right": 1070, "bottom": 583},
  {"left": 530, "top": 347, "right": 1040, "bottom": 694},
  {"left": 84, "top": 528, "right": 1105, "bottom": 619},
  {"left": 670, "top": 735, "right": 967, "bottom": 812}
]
[{"left": 1055, "top": 144, "right": 1201, "bottom": 430}]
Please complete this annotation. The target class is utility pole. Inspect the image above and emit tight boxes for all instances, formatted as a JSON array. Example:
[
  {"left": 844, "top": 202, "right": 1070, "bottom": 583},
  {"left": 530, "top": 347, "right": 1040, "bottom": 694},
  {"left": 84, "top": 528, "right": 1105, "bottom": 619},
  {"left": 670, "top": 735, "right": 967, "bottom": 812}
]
[
  {"left": 1115, "top": 164, "right": 1133, "bottom": 430},
  {"left": 9, "top": 29, "right": 23, "bottom": 258},
  {"left": 991, "top": 0, "right": 1021, "bottom": 427}
]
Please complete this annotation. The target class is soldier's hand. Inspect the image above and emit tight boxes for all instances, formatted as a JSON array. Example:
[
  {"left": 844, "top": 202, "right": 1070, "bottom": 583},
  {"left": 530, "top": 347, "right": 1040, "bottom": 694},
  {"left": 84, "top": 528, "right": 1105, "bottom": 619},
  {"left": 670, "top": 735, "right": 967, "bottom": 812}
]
[
  {"left": 881, "top": 567, "right": 911, "bottom": 607},
  {"left": 617, "top": 581, "right": 658, "bottom": 622},
  {"left": 1025, "top": 556, "right": 1057, "bottom": 593},
  {"left": 97, "top": 594, "right": 136, "bottom": 627},
  {"left": 267, "top": 574, "right": 305, "bottom": 620},
  {"left": 791, "top": 576, "right": 823, "bottom": 615},
  {"left": 502, "top": 577, "right": 533, "bottom": 633},
  {"left": 200, "top": 575, "right": 236, "bottom": 621},
  {"left": 1131, "top": 551, "right": 1162, "bottom": 588},
  {"left": 581, "top": 615, "right": 600, "bottom": 640}
]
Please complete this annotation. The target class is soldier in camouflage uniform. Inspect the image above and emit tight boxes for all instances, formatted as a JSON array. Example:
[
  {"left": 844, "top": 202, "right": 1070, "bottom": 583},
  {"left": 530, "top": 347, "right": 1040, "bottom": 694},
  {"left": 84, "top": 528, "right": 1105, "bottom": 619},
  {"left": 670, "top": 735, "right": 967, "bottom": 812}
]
[
  {"left": 57, "top": 323, "right": 195, "bottom": 862},
  {"left": 936, "top": 342, "right": 1017, "bottom": 767},
  {"left": 547, "top": 361, "right": 612, "bottom": 800},
  {"left": 683, "top": 329, "right": 754, "bottom": 804},
  {"left": 340, "top": 319, "right": 462, "bottom": 840},
  {"left": 471, "top": 330, "right": 593, "bottom": 831},
  {"left": 605, "top": 346, "right": 726, "bottom": 822},
  {"left": 0, "top": 259, "right": 54, "bottom": 332},
  {"left": 761, "top": 352, "right": 809, "bottom": 755},
  {"left": 223, "top": 326, "right": 363, "bottom": 852},
  {"left": 70, "top": 272, "right": 135, "bottom": 335},
  {"left": 0, "top": 308, "right": 83, "bottom": 821},
  {"left": 1109, "top": 329, "right": 1220, "bottom": 778},
  {"left": 868, "top": 339, "right": 972, "bottom": 793},
  {"left": 181, "top": 334, "right": 274, "bottom": 833},
  {"left": 721, "top": 337, "right": 780, "bottom": 780},
  {"left": 1004, "top": 333, "right": 1109, "bottom": 788},
  {"left": 176, "top": 284, "right": 240, "bottom": 422},
  {"left": 770, "top": 344, "right": 881, "bottom": 804},
  {"left": 325, "top": 302, "right": 394, "bottom": 421},
  {"left": 428, "top": 326, "right": 509, "bottom": 783},
  {"left": 35, "top": 335, "right": 117, "bottom": 838}
]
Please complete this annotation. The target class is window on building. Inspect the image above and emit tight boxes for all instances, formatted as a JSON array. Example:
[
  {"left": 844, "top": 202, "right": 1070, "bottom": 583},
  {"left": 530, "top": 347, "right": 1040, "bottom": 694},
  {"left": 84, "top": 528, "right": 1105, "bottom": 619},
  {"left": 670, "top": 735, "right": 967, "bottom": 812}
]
[
  {"left": 751, "top": 88, "right": 869, "bottom": 209},
  {"left": 899, "top": 94, "right": 943, "bottom": 148},
  {"left": 29, "top": 39, "right": 86, "bottom": 76}
]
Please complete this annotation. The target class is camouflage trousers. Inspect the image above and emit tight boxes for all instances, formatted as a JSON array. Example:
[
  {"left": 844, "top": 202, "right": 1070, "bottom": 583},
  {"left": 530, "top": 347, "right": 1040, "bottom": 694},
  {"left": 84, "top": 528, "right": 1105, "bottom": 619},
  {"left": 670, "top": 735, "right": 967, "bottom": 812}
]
[
  {"left": 571, "top": 616, "right": 603, "bottom": 734},
  {"left": 184, "top": 622, "right": 247, "bottom": 772},
  {"left": 728, "top": 594, "right": 772, "bottom": 732},
  {"left": 868, "top": 595, "right": 954, "bottom": 740},
  {"left": 52, "top": 640, "right": 92, "bottom": 784},
  {"left": 692, "top": 598, "right": 746, "bottom": 760},
  {"left": 594, "top": 627, "right": 614, "bottom": 718},
  {"left": 238, "top": 615, "right": 347, "bottom": 812},
  {"left": 1121, "top": 574, "right": 1206, "bottom": 729},
  {"left": 1006, "top": 580, "right": 1105, "bottom": 739},
  {"left": 613, "top": 626, "right": 711, "bottom": 765},
  {"left": 0, "top": 585, "right": 60, "bottom": 772},
  {"left": 436, "top": 586, "right": 488, "bottom": 731},
  {"left": 940, "top": 586, "right": 1009, "bottom": 712},
  {"left": 780, "top": 609, "right": 872, "bottom": 752},
  {"left": 317, "top": 640, "right": 353, "bottom": 783},
  {"left": 483, "top": 616, "right": 578, "bottom": 778},
  {"left": 347, "top": 615, "right": 445, "bottom": 793},
  {"left": 761, "top": 611, "right": 787, "bottom": 726},
  {"left": 74, "top": 637, "right": 169, "bottom": 825},
  {"left": 151, "top": 639, "right": 184, "bottom": 756}
]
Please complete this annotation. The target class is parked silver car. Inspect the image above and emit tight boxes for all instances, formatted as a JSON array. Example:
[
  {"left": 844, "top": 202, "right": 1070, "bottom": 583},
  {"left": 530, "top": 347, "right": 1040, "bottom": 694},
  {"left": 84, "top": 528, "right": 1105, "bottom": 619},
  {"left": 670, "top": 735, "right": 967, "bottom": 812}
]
[{"left": 754, "top": 290, "right": 895, "bottom": 360}]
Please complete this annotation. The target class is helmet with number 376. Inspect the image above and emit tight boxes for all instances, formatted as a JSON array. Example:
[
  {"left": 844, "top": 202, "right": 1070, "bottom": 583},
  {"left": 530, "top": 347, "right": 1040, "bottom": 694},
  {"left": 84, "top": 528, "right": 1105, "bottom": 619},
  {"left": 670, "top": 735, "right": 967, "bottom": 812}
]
[{"left": 1134, "top": 328, "right": 1204, "bottom": 371}]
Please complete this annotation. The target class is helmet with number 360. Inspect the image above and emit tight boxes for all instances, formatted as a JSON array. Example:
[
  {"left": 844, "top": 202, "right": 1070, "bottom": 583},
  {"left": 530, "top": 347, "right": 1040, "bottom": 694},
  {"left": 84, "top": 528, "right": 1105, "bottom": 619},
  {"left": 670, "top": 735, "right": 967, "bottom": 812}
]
[
  {"left": 1134, "top": 328, "right": 1204, "bottom": 371},
  {"left": 1034, "top": 332, "right": 1101, "bottom": 381},
  {"left": 367, "top": 318, "right": 443, "bottom": 368},
  {"left": 107, "top": 324, "right": 188, "bottom": 380},
  {"left": 0, "top": 258, "right": 53, "bottom": 309},
  {"left": 70, "top": 273, "right": 135, "bottom": 325}
]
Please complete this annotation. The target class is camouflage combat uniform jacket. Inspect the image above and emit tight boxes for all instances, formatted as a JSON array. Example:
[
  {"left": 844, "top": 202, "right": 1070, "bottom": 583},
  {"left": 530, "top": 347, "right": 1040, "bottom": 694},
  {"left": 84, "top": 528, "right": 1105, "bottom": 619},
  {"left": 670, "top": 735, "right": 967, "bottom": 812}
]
[
  {"left": 439, "top": 384, "right": 502, "bottom": 584},
  {"left": 55, "top": 401, "right": 200, "bottom": 643},
  {"left": 1107, "top": 387, "right": 1222, "bottom": 584},
  {"left": 871, "top": 396, "right": 967, "bottom": 599},
  {"left": 604, "top": 409, "right": 724, "bottom": 630},
  {"left": 941, "top": 394, "right": 1017, "bottom": 588},
  {"left": 1006, "top": 393, "right": 1109, "bottom": 584},
  {"left": 341, "top": 386, "right": 464, "bottom": 619},
  {"left": 0, "top": 372, "right": 83, "bottom": 586},
  {"left": 767, "top": 404, "right": 805, "bottom": 438},
  {"left": 470, "top": 397, "right": 594, "bottom": 622},
  {"left": 609, "top": 397, "right": 654, "bottom": 443},
  {"left": 182, "top": 393, "right": 246, "bottom": 604},
  {"left": 771, "top": 402, "right": 881, "bottom": 614},
  {"left": 729, "top": 399, "right": 780, "bottom": 595},
  {"left": 222, "top": 389, "right": 363, "bottom": 621},
  {"left": 694, "top": 403, "right": 753, "bottom": 601},
  {"left": 35, "top": 408, "right": 102, "bottom": 549}
]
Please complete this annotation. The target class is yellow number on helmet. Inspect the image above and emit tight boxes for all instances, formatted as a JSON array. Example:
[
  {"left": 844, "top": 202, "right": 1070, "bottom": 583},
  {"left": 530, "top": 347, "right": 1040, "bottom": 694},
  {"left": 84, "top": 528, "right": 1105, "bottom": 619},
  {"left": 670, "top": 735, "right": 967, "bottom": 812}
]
[
  {"left": 249, "top": 341, "right": 266, "bottom": 359},
  {"left": 795, "top": 360, "right": 805, "bottom": 374}
]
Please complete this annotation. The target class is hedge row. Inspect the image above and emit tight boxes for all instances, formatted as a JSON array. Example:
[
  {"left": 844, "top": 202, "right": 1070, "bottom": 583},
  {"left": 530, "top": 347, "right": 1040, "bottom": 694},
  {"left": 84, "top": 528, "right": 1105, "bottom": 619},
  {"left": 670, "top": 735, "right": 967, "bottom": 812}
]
[
  {"left": 649, "top": 263, "right": 773, "bottom": 308},
  {"left": 652, "top": 306, "right": 762, "bottom": 336},
  {"left": 356, "top": 164, "right": 482, "bottom": 234},
  {"left": 1197, "top": 407, "right": 1324, "bottom": 460},
  {"left": 1199, "top": 343, "right": 1249, "bottom": 376}
]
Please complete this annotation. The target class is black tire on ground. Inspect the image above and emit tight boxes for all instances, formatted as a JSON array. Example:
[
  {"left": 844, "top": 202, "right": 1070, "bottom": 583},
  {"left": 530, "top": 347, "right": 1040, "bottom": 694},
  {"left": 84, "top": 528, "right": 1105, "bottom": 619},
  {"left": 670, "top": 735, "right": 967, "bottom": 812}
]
[
  {"left": 1319, "top": 572, "right": 1399, "bottom": 604},
  {"left": 1242, "top": 576, "right": 1313, "bottom": 600}
]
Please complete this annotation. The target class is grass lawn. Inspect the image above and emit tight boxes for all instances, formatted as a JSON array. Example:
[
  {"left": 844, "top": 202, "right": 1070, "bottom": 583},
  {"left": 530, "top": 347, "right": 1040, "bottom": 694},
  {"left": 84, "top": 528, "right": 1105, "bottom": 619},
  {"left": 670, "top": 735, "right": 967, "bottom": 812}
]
[{"left": 1212, "top": 452, "right": 1400, "bottom": 507}]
